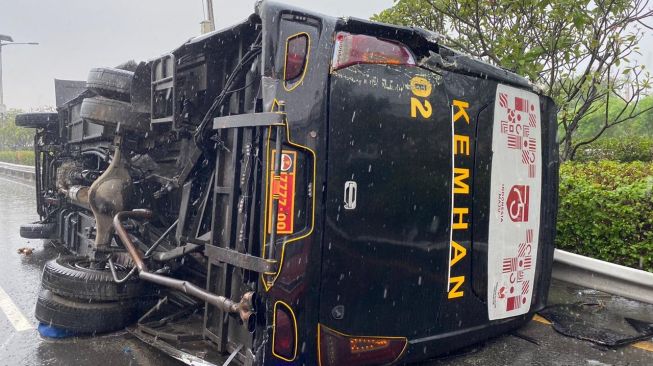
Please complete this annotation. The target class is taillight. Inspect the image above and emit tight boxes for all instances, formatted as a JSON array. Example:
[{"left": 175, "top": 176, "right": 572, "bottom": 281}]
[
  {"left": 318, "top": 324, "right": 407, "bottom": 366},
  {"left": 284, "top": 33, "right": 309, "bottom": 88},
  {"left": 272, "top": 302, "right": 297, "bottom": 361},
  {"left": 332, "top": 32, "right": 416, "bottom": 71}
]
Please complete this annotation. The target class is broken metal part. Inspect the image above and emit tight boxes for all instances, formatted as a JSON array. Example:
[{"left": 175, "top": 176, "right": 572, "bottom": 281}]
[
  {"left": 175, "top": 181, "right": 193, "bottom": 242},
  {"left": 204, "top": 244, "right": 276, "bottom": 274},
  {"left": 146, "top": 219, "right": 180, "bottom": 259},
  {"left": 224, "top": 344, "right": 244, "bottom": 366},
  {"left": 113, "top": 209, "right": 256, "bottom": 332},
  {"left": 129, "top": 327, "right": 223, "bottom": 366},
  {"left": 136, "top": 296, "right": 204, "bottom": 343},
  {"left": 419, "top": 48, "right": 532, "bottom": 89},
  {"left": 212, "top": 112, "right": 284, "bottom": 129},
  {"left": 172, "top": 146, "right": 203, "bottom": 188},
  {"left": 152, "top": 243, "right": 203, "bottom": 262}
]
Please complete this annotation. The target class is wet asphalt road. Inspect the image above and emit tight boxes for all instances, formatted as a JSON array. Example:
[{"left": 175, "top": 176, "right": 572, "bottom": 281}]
[
  {"left": 0, "top": 174, "right": 651, "bottom": 365},
  {"left": 0, "top": 177, "right": 183, "bottom": 366},
  {"left": 423, "top": 281, "right": 653, "bottom": 366}
]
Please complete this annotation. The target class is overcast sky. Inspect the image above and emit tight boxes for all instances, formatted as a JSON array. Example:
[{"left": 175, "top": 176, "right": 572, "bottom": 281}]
[
  {"left": 0, "top": 0, "right": 393, "bottom": 110},
  {"left": 2, "top": 1, "right": 653, "bottom": 110}
]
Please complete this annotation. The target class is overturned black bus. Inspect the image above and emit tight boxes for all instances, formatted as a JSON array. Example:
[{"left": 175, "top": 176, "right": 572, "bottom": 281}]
[{"left": 15, "top": 1, "right": 558, "bottom": 365}]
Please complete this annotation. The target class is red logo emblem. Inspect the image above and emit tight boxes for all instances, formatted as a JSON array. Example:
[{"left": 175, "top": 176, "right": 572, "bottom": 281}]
[
  {"left": 507, "top": 185, "right": 530, "bottom": 222},
  {"left": 280, "top": 153, "right": 293, "bottom": 172}
]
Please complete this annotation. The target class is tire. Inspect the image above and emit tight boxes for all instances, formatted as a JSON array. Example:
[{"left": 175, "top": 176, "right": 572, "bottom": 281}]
[
  {"left": 79, "top": 96, "right": 148, "bottom": 131},
  {"left": 35, "top": 289, "right": 151, "bottom": 334},
  {"left": 86, "top": 67, "right": 133, "bottom": 102},
  {"left": 15, "top": 113, "right": 58, "bottom": 129},
  {"left": 41, "top": 256, "right": 151, "bottom": 301},
  {"left": 20, "top": 223, "right": 56, "bottom": 239}
]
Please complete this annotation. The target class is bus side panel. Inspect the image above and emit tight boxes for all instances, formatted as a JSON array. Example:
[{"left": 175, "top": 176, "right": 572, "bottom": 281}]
[{"left": 319, "top": 63, "right": 557, "bottom": 362}]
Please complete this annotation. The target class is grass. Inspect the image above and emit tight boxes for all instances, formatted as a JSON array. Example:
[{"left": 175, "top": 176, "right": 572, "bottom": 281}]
[{"left": 0, "top": 150, "right": 35, "bottom": 166}]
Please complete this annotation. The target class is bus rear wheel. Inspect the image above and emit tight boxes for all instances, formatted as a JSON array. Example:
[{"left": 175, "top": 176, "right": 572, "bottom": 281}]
[
  {"left": 41, "top": 255, "right": 151, "bottom": 302},
  {"left": 35, "top": 289, "right": 151, "bottom": 334}
]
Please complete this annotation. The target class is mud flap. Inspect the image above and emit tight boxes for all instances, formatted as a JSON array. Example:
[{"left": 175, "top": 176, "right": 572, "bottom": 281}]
[{"left": 539, "top": 303, "right": 653, "bottom": 347}]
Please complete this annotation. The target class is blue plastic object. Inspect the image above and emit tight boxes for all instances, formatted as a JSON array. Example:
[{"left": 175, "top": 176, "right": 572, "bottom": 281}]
[{"left": 37, "top": 323, "right": 78, "bottom": 338}]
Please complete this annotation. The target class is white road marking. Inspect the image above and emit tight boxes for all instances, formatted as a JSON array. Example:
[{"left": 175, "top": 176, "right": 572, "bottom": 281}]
[{"left": 0, "top": 285, "right": 33, "bottom": 331}]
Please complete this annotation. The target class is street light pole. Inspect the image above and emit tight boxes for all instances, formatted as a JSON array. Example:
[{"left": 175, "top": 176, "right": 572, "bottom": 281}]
[
  {"left": 0, "top": 34, "right": 39, "bottom": 115},
  {"left": 200, "top": 0, "right": 216, "bottom": 34},
  {"left": 0, "top": 44, "right": 4, "bottom": 115},
  {"left": 0, "top": 34, "right": 11, "bottom": 116},
  {"left": 207, "top": 0, "right": 215, "bottom": 29}
]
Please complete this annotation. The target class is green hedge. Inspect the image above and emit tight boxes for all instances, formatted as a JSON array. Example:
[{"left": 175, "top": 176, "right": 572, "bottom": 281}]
[
  {"left": 574, "top": 136, "right": 653, "bottom": 162},
  {"left": 557, "top": 161, "right": 653, "bottom": 271},
  {"left": 0, "top": 150, "right": 35, "bottom": 166}
]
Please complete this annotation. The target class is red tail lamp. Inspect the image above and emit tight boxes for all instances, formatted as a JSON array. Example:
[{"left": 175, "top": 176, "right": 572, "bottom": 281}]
[
  {"left": 284, "top": 33, "right": 309, "bottom": 83},
  {"left": 332, "top": 32, "right": 416, "bottom": 71},
  {"left": 318, "top": 324, "right": 407, "bottom": 366},
  {"left": 272, "top": 302, "right": 297, "bottom": 361}
]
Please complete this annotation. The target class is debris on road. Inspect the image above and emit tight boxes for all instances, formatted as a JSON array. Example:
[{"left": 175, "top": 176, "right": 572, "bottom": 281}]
[{"left": 17, "top": 247, "right": 34, "bottom": 256}]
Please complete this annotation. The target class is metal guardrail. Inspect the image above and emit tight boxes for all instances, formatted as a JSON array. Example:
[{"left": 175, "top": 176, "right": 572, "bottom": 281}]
[
  {"left": 553, "top": 249, "right": 653, "bottom": 304},
  {"left": 0, "top": 161, "right": 35, "bottom": 182}
]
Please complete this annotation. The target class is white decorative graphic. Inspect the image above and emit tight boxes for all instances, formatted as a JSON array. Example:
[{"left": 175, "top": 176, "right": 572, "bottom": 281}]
[{"left": 488, "top": 84, "right": 542, "bottom": 320}]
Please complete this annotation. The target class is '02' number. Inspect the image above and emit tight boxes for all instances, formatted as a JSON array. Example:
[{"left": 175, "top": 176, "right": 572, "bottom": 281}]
[{"left": 409, "top": 76, "right": 433, "bottom": 119}]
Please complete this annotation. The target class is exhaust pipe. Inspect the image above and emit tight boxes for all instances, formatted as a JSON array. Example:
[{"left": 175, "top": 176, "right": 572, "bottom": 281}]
[
  {"left": 65, "top": 185, "right": 90, "bottom": 205},
  {"left": 113, "top": 209, "right": 257, "bottom": 332}
]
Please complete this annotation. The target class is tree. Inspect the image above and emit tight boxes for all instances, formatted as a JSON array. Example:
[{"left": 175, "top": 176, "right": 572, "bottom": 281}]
[
  {"left": 0, "top": 109, "right": 33, "bottom": 150},
  {"left": 575, "top": 95, "right": 653, "bottom": 139},
  {"left": 373, "top": 0, "right": 653, "bottom": 160}
]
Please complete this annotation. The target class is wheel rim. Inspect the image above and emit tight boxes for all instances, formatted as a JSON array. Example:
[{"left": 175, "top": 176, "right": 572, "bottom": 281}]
[{"left": 71, "top": 259, "right": 128, "bottom": 272}]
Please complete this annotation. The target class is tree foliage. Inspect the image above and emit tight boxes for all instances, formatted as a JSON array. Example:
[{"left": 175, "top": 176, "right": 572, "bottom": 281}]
[
  {"left": 373, "top": 0, "right": 653, "bottom": 160},
  {"left": 575, "top": 94, "right": 653, "bottom": 138},
  {"left": 0, "top": 109, "right": 33, "bottom": 150}
]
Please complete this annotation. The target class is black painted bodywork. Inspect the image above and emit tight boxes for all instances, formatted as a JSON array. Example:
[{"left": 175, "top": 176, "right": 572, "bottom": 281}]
[
  {"left": 321, "top": 64, "right": 557, "bottom": 363},
  {"left": 255, "top": 3, "right": 557, "bottom": 364}
]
